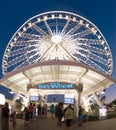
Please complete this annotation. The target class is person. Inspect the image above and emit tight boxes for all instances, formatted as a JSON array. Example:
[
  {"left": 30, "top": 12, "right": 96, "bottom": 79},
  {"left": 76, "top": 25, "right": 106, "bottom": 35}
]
[
  {"left": 78, "top": 105, "right": 83, "bottom": 126},
  {"left": 55, "top": 102, "right": 64, "bottom": 126},
  {"left": 44, "top": 104, "right": 48, "bottom": 118},
  {"left": 28, "top": 103, "right": 34, "bottom": 120},
  {"left": 64, "top": 104, "right": 74, "bottom": 130},
  {"left": 24, "top": 107, "right": 30, "bottom": 127},
  {"left": 50, "top": 104, "right": 55, "bottom": 119},
  {"left": 1, "top": 102, "right": 10, "bottom": 130},
  {"left": 41, "top": 106, "right": 45, "bottom": 117},
  {"left": 10, "top": 111, "right": 17, "bottom": 130},
  {"left": 42, "top": 104, "right": 48, "bottom": 118},
  {"left": 82, "top": 109, "right": 87, "bottom": 123},
  {"left": 33, "top": 104, "right": 37, "bottom": 121},
  {"left": 37, "top": 104, "right": 41, "bottom": 118}
]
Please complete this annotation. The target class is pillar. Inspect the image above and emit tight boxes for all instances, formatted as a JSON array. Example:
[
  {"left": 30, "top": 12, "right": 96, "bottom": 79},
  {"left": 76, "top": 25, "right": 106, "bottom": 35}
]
[
  {"left": 93, "top": 92, "right": 103, "bottom": 106},
  {"left": 76, "top": 83, "right": 83, "bottom": 116},
  {"left": 11, "top": 91, "right": 20, "bottom": 110}
]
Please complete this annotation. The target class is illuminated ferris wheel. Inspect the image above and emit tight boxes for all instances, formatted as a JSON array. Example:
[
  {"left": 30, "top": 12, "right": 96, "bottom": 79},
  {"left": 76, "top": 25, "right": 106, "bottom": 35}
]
[{"left": 2, "top": 11, "right": 113, "bottom": 75}]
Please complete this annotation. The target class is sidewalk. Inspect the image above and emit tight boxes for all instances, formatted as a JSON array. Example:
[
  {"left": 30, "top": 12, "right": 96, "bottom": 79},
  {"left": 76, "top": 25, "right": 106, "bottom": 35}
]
[{"left": 8, "top": 117, "right": 116, "bottom": 130}]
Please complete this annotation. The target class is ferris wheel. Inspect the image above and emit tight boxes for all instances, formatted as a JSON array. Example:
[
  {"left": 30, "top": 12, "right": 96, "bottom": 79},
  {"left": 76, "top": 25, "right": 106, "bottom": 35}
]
[{"left": 2, "top": 11, "right": 113, "bottom": 75}]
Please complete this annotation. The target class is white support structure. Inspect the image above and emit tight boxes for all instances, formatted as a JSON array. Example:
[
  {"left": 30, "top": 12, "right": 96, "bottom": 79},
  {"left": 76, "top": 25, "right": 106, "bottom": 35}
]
[
  {"left": 11, "top": 91, "right": 20, "bottom": 108},
  {"left": 93, "top": 92, "right": 103, "bottom": 106}
]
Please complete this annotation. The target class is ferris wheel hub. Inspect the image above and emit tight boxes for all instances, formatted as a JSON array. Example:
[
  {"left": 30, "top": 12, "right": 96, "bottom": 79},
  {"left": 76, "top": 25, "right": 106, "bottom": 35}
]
[{"left": 51, "top": 35, "right": 62, "bottom": 43}]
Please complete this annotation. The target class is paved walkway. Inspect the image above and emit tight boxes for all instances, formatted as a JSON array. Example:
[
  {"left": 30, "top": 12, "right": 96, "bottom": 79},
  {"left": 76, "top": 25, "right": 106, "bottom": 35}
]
[{"left": 7, "top": 117, "right": 116, "bottom": 130}]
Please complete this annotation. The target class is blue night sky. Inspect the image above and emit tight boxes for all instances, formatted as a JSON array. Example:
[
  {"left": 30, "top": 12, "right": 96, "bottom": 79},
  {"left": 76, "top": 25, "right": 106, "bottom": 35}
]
[{"left": 0, "top": 0, "right": 115, "bottom": 103}]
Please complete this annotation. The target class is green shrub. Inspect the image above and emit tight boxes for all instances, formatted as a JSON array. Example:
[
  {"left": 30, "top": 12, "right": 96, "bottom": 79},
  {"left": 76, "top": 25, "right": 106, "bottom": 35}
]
[
  {"left": 87, "top": 115, "right": 99, "bottom": 121},
  {"left": 107, "top": 113, "right": 116, "bottom": 119}
]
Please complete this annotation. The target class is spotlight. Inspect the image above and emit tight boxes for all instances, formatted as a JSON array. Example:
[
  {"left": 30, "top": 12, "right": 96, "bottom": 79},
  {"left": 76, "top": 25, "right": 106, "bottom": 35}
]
[{"left": 9, "top": 89, "right": 15, "bottom": 94}]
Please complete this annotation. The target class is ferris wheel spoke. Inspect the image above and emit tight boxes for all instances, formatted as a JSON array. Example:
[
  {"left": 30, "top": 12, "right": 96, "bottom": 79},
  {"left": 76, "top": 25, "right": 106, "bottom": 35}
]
[
  {"left": 72, "top": 29, "right": 92, "bottom": 38},
  {"left": 9, "top": 48, "right": 27, "bottom": 57},
  {"left": 32, "top": 24, "right": 48, "bottom": 36},
  {"left": 39, "top": 44, "right": 56, "bottom": 60},
  {"left": 89, "top": 46, "right": 106, "bottom": 55},
  {"left": 21, "top": 33, "right": 42, "bottom": 40},
  {"left": 9, "top": 43, "right": 39, "bottom": 58},
  {"left": 61, "top": 19, "right": 70, "bottom": 35},
  {"left": 79, "top": 45, "right": 108, "bottom": 65},
  {"left": 89, "top": 53, "right": 108, "bottom": 65},
  {"left": 78, "top": 38, "right": 103, "bottom": 45},
  {"left": 65, "top": 23, "right": 82, "bottom": 35},
  {"left": 14, "top": 40, "right": 39, "bottom": 47},
  {"left": 79, "top": 43, "right": 106, "bottom": 55},
  {"left": 57, "top": 44, "right": 79, "bottom": 60},
  {"left": 27, "top": 52, "right": 40, "bottom": 63},
  {"left": 44, "top": 20, "right": 53, "bottom": 36},
  {"left": 87, "top": 59, "right": 108, "bottom": 74},
  {"left": 73, "top": 54, "right": 88, "bottom": 65},
  {"left": 7, "top": 54, "right": 27, "bottom": 68},
  {"left": 16, "top": 60, "right": 30, "bottom": 70}
]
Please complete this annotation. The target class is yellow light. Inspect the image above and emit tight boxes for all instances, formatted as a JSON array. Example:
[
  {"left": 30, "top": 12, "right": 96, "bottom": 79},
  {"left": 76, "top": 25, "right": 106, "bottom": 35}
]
[
  {"left": 18, "top": 32, "right": 22, "bottom": 36},
  {"left": 28, "top": 22, "right": 32, "bottom": 27},
  {"left": 37, "top": 18, "right": 41, "bottom": 22},
  {"left": 23, "top": 27, "right": 26, "bottom": 31},
  {"left": 10, "top": 42, "right": 14, "bottom": 47},
  {"left": 5, "top": 54, "right": 8, "bottom": 57},
  {"left": 91, "top": 27, "right": 95, "bottom": 32},
  {"left": 14, "top": 37, "right": 17, "bottom": 41},
  {"left": 51, "top": 14, "right": 55, "bottom": 19},
  {"left": 79, "top": 19, "right": 83, "bottom": 24},
  {"left": 72, "top": 17, "right": 76, "bottom": 21},
  {"left": 65, "top": 15, "right": 69, "bottom": 20},
  {"left": 91, "top": 27, "right": 97, "bottom": 34},
  {"left": 108, "top": 58, "right": 111, "bottom": 62},
  {"left": 85, "top": 23, "right": 89, "bottom": 27},
  {"left": 93, "top": 30, "right": 97, "bottom": 34},
  {"left": 98, "top": 35, "right": 101, "bottom": 39},
  {"left": 107, "top": 51, "right": 110, "bottom": 55},
  {"left": 44, "top": 16, "right": 47, "bottom": 20},
  {"left": 7, "top": 48, "right": 10, "bottom": 52},
  {"left": 59, "top": 14, "right": 62, "bottom": 19},
  {"left": 101, "top": 40, "right": 105, "bottom": 45},
  {"left": 104, "top": 46, "right": 107, "bottom": 50}
]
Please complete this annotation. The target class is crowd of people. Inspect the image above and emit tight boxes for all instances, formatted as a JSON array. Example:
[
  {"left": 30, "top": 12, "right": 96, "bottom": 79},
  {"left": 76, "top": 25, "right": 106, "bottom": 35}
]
[
  {"left": 1, "top": 101, "right": 87, "bottom": 130},
  {"left": 23, "top": 103, "right": 48, "bottom": 126}
]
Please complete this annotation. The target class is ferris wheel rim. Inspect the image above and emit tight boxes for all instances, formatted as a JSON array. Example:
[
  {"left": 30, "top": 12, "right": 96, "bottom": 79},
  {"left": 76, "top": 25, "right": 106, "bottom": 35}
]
[{"left": 2, "top": 11, "right": 113, "bottom": 76}]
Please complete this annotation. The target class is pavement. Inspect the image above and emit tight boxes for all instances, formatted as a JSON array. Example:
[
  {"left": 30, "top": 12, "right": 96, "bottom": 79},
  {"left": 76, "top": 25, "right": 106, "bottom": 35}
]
[{"left": 7, "top": 117, "right": 116, "bottom": 130}]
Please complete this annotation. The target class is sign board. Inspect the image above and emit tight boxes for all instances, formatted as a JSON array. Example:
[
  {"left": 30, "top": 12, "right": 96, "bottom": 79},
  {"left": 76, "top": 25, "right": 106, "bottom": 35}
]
[{"left": 38, "top": 82, "right": 75, "bottom": 89}]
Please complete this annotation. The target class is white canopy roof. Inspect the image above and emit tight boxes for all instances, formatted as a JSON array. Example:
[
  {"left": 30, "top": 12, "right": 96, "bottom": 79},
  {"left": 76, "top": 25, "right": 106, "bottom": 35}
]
[{"left": 0, "top": 60, "right": 115, "bottom": 98}]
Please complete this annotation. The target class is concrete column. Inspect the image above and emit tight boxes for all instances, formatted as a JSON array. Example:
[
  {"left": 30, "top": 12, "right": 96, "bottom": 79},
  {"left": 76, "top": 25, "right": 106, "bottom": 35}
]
[
  {"left": 76, "top": 83, "right": 83, "bottom": 116},
  {"left": 11, "top": 91, "right": 20, "bottom": 109},
  {"left": 25, "top": 90, "right": 30, "bottom": 106},
  {"left": 93, "top": 92, "right": 102, "bottom": 106},
  {"left": 77, "top": 92, "right": 81, "bottom": 107}
]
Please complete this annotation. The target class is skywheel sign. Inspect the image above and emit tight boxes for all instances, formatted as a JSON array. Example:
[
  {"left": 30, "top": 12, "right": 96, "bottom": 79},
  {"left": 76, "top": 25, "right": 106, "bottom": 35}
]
[{"left": 38, "top": 82, "right": 75, "bottom": 89}]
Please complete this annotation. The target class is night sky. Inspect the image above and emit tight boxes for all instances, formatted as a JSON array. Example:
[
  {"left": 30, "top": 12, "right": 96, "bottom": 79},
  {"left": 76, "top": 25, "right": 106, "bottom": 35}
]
[{"left": 0, "top": 0, "right": 115, "bottom": 103}]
